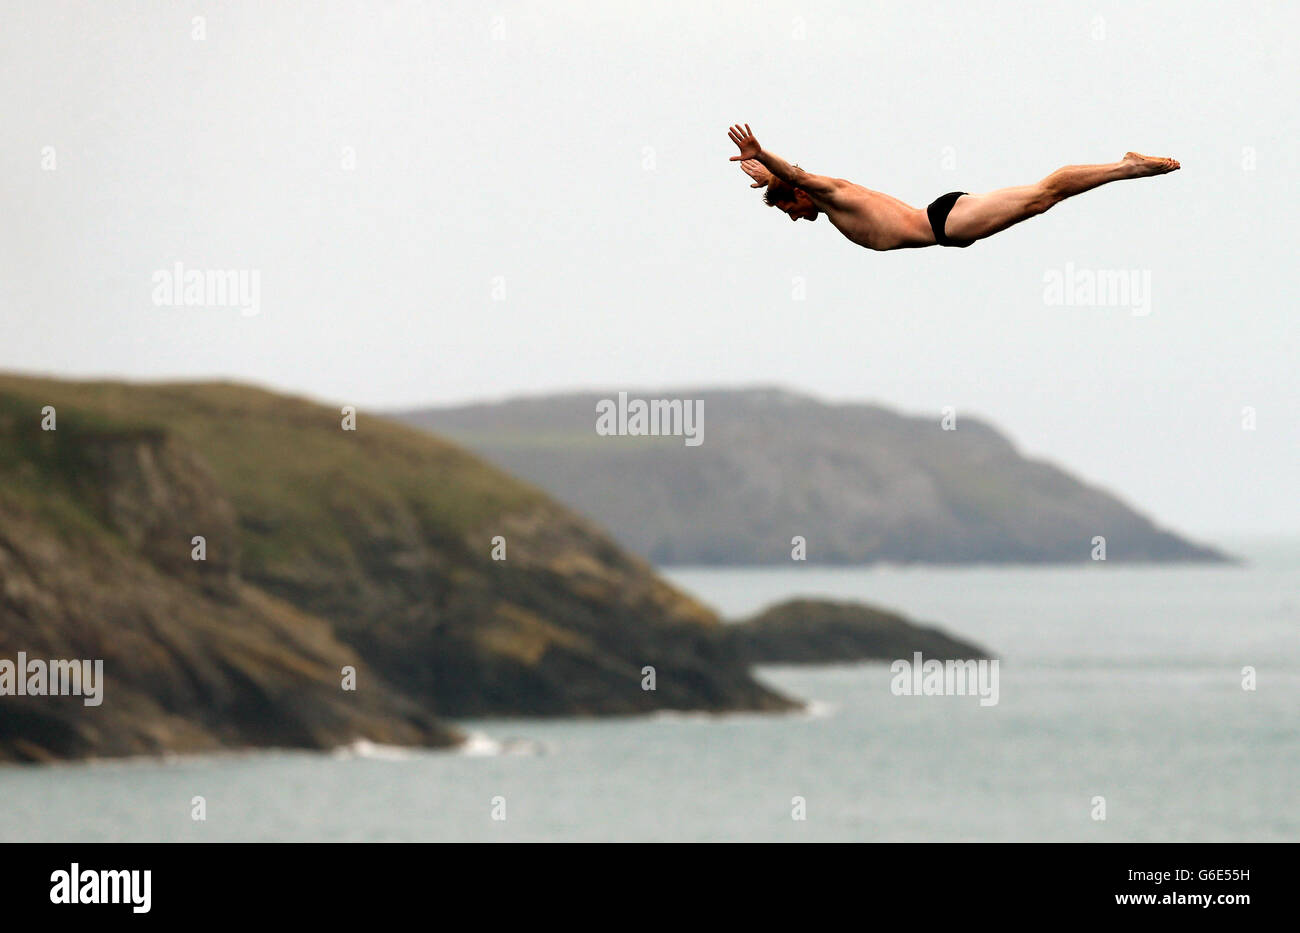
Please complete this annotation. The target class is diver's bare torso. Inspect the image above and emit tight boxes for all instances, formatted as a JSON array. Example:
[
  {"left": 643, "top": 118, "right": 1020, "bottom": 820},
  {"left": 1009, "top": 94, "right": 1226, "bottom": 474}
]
[{"left": 810, "top": 182, "right": 934, "bottom": 251}]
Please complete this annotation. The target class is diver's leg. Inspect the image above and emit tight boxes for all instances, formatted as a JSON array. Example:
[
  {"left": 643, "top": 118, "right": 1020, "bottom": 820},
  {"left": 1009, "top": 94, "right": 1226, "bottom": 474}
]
[{"left": 944, "top": 153, "right": 1180, "bottom": 242}]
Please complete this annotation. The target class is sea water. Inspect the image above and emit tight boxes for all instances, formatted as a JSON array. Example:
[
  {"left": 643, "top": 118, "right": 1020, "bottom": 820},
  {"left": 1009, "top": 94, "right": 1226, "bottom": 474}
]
[{"left": 1, "top": 539, "right": 1295, "bottom": 842}]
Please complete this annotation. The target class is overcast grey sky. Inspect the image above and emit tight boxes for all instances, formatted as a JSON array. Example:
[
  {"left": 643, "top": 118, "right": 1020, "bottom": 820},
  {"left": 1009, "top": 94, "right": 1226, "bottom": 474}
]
[{"left": 2, "top": 0, "right": 1296, "bottom": 539}]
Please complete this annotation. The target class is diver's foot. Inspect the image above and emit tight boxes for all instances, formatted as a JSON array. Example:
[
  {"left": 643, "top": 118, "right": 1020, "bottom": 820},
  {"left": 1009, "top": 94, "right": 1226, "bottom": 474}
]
[{"left": 1123, "top": 151, "right": 1181, "bottom": 177}]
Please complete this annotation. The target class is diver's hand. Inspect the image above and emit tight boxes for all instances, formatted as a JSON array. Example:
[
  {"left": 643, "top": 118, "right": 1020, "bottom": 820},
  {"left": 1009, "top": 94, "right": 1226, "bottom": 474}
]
[
  {"left": 727, "top": 124, "right": 761, "bottom": 161},
  {"left": 738, "top": 158, "right": 771, "bottom": 188}
]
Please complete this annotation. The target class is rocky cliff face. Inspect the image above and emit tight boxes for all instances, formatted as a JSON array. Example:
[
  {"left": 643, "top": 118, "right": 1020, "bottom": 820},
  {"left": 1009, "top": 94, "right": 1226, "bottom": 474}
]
[
  {"left": 0, "top": 423, "right": 454, "bottom": 763},
  {"left": 0, "top": 375, "right": 793, "bottom": 762},
  {"left": 394, "top": 388, "right": 1228, "bottom": 566}
]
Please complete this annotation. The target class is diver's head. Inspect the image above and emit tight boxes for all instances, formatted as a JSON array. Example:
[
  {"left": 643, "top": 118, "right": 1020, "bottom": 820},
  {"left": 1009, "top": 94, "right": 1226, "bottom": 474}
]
[{"left": 764, "top": 177, "right": 819, "bottom": 221}]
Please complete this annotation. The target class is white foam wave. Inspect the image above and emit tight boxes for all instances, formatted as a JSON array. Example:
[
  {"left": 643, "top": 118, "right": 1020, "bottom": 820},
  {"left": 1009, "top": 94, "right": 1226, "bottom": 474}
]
[
  {"left": 652, "top": 699, "right": 838, "bottom": 723},
  {"left": 457, "top": 731, "right": 547, "bottom": 757},
  {"left": 330, "top": 739, "right": 415, "bottom": 761}
]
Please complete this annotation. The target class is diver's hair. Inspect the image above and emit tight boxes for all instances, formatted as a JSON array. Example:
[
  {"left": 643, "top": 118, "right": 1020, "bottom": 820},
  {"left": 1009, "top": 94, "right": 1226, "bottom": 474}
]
[{"left": 764, "top": 175, "right": 796, "bottom": 206}]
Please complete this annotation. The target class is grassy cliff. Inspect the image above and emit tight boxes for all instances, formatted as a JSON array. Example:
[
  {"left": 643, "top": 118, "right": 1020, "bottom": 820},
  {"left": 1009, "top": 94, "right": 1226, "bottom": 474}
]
[{"left": 0, "top": 375, "right": 793, "bottom": 761}]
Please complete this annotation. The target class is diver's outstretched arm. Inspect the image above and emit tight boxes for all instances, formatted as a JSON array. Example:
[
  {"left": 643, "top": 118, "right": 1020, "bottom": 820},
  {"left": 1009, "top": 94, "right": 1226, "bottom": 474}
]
[{"left": 727, "top": 124, "right": 841, "bottom": 199}]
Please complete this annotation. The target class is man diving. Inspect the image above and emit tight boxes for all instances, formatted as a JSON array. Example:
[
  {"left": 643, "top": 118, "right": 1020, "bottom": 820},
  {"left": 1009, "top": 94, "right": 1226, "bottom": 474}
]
[{"left": 727, "top": 123, "right": 1180, "bottom": 251}]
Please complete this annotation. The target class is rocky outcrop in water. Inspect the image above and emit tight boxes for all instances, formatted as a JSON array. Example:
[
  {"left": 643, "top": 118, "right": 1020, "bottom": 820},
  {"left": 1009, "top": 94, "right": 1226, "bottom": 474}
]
[{"left": 719, "top": 599, "right": 990, "bottom": 665}]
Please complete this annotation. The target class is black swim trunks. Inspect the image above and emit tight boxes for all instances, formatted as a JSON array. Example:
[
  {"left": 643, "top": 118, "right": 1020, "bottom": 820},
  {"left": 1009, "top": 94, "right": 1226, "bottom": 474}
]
[{"left": 927, "top": 191, "right": 975, "bottom": 248}]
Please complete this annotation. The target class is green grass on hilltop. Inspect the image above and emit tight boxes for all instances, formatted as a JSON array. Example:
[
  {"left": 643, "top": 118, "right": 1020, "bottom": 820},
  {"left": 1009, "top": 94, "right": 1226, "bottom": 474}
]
[{"left": 0, "top": 374, "right": 546, "bottom": 572}]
